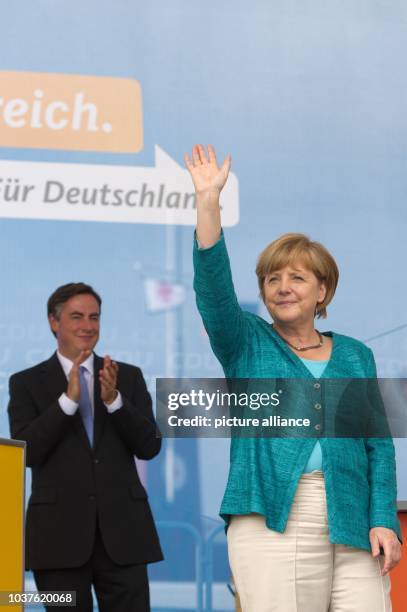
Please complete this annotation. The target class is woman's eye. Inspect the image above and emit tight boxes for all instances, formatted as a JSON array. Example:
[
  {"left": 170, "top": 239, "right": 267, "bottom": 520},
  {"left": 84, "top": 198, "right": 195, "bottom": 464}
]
[{"left": 294, "top": 276, "right": 304, "bottom": 280}]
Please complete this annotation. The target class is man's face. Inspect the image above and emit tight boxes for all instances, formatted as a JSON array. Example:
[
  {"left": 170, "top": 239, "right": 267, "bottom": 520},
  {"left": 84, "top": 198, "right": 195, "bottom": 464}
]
[{"left": 49, "top": 294, "right": 100, "bottom": 361}]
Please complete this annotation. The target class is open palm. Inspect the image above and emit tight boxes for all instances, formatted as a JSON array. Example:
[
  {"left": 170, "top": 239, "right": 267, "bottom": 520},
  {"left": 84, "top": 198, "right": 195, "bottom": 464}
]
[{"left": 184, "top": 144, "right": 231, "bottom": 195}]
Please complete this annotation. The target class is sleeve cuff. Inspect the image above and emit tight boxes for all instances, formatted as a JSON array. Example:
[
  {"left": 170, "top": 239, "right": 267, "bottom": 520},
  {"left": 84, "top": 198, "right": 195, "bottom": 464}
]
[
  {"left": 105, "top": 391, "right": 123, "bottom": 413},
  {"left": 194, "top": 229, "right": 223, "bottom": 251},
  {"left": 59, "top": 393, "right": 78, "bottom": 416}
]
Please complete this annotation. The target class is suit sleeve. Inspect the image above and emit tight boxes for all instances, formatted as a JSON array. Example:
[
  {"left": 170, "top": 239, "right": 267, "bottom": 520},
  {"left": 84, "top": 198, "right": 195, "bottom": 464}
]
[
  {"left": 8, "top": 373, "right": 73, "bottom": 467},
  {"left": 193, "top": 230, "right": 247, "bottom": 368},
  {"left": 364, "top": 350, "right": 402, "bottom": 542},
  {"left": 108, "top": 367, "right": 161, "bottom": 460}
]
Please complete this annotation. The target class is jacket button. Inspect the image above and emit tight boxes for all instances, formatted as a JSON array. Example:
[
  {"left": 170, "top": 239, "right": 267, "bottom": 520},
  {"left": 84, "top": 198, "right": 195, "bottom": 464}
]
[
  {"left": 94, "top": 459, "right": 99, "bottom": 464},
  {"left": 314, "top": 403, "right": 322, "bottom": 410},
  {"left": 314, "top": 382, "right": 321, "bottom": 389},
  {"left": 89, "top": 495, "right": 96, "bottom": 501}
]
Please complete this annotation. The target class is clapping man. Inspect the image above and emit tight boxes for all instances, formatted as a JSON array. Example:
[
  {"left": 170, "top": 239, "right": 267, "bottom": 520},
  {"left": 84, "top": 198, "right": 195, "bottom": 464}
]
[{"left": 8, "top": 283, "right": 162, "bottom": 612}]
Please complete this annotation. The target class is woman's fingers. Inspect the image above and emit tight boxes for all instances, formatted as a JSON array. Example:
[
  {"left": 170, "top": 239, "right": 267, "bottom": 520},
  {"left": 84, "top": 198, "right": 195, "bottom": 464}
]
[
  {"left": 381, "top": 539, "right": 399, "bottom": 575},
  {"left": 184, "top": 153, "right": 193, "bottom": 170},
  {"left": 192, "top": 144, "right": 203, "bottom": 165},
  {"left": 197, "top": 143, "right": 208, "bottom": 164},
  {"left": 220, "top": 154, "right": 232, "bottom": 181},
  {"left": 186, "top": 144, "right": 218, "bottom": 168},
  {"left": 185, "top": 144, "right": 229, "bottom": 171},
  {"left": 369, "top": 532, "right": 380, "bottom": 557},
  {"left": 381, "top": 541, "right": 392, "bottom": 575},
  {"left": 207, "top": 144, "right": 217, "bottom": 164}
]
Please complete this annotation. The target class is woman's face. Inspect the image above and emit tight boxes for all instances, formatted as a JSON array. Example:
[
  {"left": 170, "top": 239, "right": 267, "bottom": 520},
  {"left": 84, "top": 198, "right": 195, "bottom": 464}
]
[{"left": 263, "top": 263, "right": 327, "bottom": 326}]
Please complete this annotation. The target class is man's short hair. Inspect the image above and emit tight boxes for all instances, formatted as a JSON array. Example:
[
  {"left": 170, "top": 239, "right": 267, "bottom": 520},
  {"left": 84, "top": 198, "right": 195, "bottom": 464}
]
[{"left": 47, "top": 282, "right": 102, "bottom": 321}]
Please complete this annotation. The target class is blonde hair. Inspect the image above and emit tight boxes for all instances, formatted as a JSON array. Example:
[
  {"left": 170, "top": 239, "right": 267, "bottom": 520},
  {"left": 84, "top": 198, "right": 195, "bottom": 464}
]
[{"left": 255, "top": 233, "right": 339, "bottom": 319}]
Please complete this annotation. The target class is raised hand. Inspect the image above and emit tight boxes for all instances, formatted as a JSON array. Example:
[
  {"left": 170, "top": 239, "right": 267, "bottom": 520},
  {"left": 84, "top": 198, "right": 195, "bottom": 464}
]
[
  {"left": 67, "top": 350, "right": 91, "bottom": 402},
  {"left": 185, "top": 144, "right": 231, "bottom": 247},
  {"left": 99, "top": 355, "right": 118, "bottom": 405},
  {"left": 184, "top": 144, "right": 231, "bottom": 198}
]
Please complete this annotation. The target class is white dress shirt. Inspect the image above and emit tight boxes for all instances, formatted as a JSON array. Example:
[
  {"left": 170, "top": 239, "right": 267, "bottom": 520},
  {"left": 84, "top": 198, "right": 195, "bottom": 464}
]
[{"left": 57, "top": 351, "right": 122, "bottom": 415}]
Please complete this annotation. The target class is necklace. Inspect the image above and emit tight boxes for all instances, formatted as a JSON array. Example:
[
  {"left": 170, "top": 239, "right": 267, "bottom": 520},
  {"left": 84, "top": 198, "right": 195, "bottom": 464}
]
[{"left": 272, "top": 326, "right": 324, "bottom": 352}]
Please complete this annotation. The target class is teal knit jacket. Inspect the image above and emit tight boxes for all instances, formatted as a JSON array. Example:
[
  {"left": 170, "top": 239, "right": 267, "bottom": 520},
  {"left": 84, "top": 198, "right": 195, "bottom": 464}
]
[{"left": 193, "top": 232, "right": 401, "bottom": 552}]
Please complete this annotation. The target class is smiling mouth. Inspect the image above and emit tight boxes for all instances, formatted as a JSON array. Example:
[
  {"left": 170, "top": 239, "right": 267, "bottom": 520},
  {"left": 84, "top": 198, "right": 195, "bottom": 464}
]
[{"left": 276, "top": 302, "right": 297, "bottom": 306}]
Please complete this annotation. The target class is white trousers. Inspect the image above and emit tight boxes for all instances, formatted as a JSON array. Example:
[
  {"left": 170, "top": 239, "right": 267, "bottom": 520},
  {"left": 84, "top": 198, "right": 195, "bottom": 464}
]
[{"left": 227, "top": 472, "right": 391, "bottom": 612}]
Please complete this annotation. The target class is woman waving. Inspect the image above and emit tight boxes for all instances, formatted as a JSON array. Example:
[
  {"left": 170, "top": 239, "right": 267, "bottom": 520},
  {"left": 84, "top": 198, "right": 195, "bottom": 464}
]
[{"left": 185, "top": 144, "right": 401, "bottom": 612}]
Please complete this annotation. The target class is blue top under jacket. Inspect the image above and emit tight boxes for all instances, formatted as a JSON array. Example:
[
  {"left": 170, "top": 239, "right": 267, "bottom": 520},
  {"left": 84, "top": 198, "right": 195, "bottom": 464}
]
[
  {"left": 301, "top": 358, "right": 328, "bottom": 473},
  {"left": 193, "top": 231, "right": 401, "bottom": 552}
]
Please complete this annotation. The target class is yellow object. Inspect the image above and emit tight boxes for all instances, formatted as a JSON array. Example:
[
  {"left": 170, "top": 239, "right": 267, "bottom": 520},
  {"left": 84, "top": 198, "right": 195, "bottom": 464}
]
[{"left": 0, "top": 438, "right": 25, "bottom": 611}]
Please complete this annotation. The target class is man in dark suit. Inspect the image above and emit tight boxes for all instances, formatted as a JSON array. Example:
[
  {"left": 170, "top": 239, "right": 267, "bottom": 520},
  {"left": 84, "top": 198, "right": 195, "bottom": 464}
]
[{"left": 8, "top": 282, "right": 163, "bottom": 612}]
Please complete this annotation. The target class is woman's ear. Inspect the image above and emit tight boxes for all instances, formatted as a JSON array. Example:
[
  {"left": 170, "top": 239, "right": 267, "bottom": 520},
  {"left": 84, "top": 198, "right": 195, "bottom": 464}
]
[{"left": 318, "top": 282, "right": 327, "bottom": 305}]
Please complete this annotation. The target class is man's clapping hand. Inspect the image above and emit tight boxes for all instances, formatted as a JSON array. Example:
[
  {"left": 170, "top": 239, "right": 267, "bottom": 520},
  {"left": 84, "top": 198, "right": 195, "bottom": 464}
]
[
  {"left": 99, "top": 355, "right": 118, "bottom": 405},
  {"left": 66, "top": 349, "right": 92, "bottom": 402}
]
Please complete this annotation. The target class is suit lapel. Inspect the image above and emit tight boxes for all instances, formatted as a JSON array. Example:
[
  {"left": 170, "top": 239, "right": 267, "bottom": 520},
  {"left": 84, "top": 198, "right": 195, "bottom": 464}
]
[
  {"left": 40, "top": 352, "right": 68, "bottom": 400},
  {"left": 93, "top": 354, "right": 108, "bottom": 452}
]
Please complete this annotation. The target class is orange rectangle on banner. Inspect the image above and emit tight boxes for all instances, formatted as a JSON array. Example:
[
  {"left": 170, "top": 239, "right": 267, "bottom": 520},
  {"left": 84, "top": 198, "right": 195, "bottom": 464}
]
[{"left": 0, "top": 71, "right": 143, "bottom": 153}]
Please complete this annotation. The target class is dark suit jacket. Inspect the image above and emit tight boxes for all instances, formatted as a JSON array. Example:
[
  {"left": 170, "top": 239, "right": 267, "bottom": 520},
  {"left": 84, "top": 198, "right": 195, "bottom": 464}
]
[{"left": 8, "top": 353, "right": 163, "bottom": 570}]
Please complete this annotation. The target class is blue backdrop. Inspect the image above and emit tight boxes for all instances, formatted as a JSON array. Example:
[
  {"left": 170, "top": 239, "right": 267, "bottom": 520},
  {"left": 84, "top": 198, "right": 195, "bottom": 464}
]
[{"left": 0, "top": 2, "right": 406, "bottom": 610}]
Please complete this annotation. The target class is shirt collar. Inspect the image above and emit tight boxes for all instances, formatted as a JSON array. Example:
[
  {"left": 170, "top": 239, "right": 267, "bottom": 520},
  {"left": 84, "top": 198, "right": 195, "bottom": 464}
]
[{"left": 57, "top": 351, "right": 94, "bottom": 377}]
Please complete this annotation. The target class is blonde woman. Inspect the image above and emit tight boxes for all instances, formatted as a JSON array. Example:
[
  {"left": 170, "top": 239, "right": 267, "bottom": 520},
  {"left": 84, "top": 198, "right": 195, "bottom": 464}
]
[{"left": 185, "top": 144, "right": 402, "bottom": 612}]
